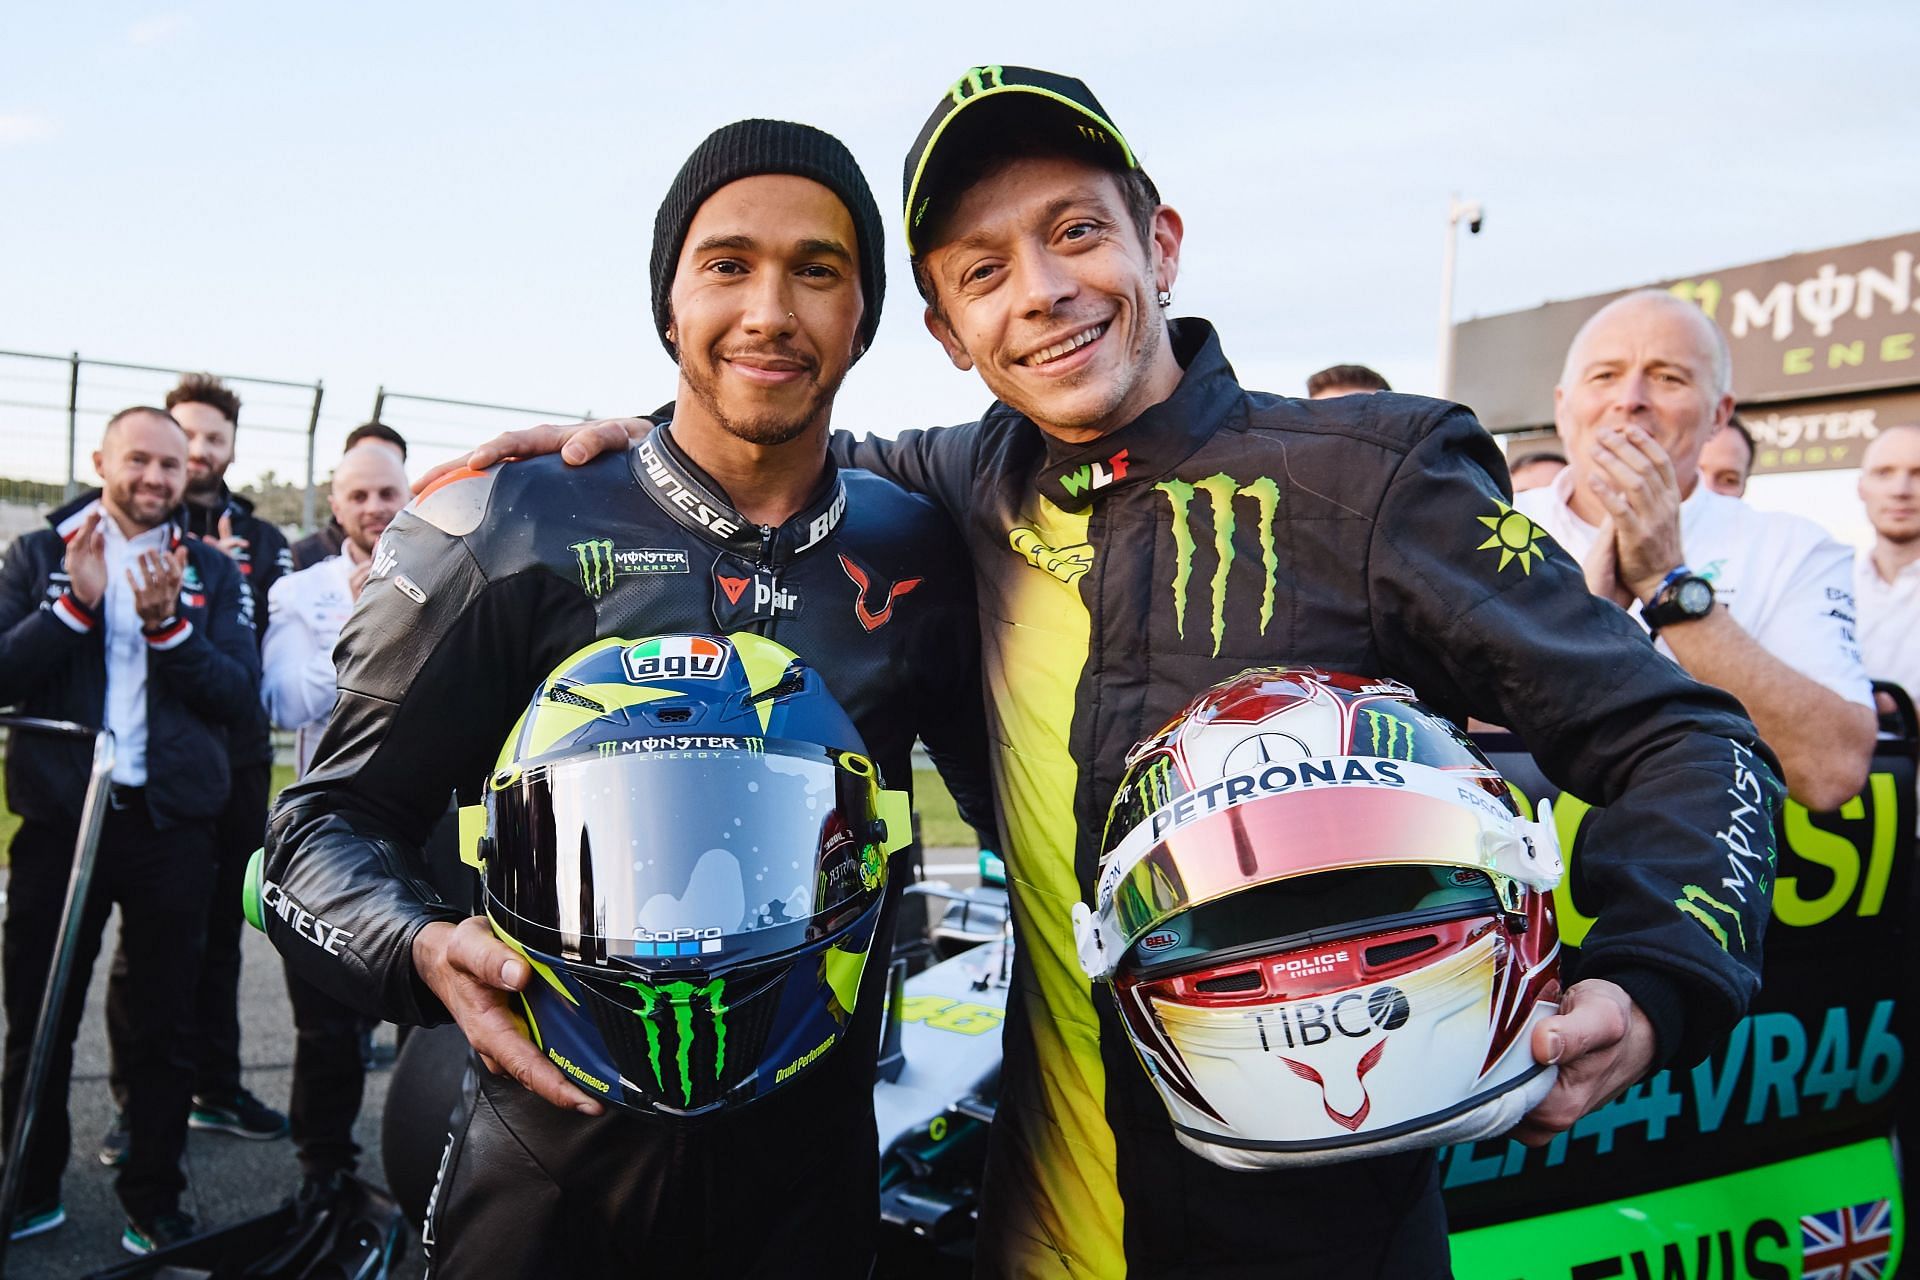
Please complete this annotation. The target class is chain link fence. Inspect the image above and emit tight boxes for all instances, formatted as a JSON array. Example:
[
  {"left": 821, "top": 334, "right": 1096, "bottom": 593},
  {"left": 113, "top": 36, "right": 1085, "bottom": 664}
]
[
  {"left": 0, "top": 349, "right": 594, "bottom": 549},
  {"left": 363, "top": 388, "right": 591, "bottom": 483}
]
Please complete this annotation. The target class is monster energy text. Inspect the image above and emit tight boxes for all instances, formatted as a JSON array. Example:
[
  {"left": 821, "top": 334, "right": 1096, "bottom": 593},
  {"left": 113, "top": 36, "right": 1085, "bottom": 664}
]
[
  {"left": 621, "top": 977, "right": 730, "bottom": 1107},
  {"left": 1154, "top": 475, "right": 1281, "bottom": 657},
  {"left": 570, "top": 541, "right": 692, "bottom": 599}
]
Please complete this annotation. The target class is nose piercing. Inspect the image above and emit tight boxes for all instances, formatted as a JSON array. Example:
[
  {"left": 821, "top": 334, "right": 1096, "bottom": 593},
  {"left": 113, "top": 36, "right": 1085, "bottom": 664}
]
[{"left": 786, "top": 311, "right": 796, "bottom": 321}]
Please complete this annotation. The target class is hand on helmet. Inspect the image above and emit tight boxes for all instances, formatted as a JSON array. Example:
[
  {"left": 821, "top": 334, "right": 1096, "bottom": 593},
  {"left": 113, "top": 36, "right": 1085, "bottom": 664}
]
[
  {"left": 1509, "top": 977, "right": 1655, "bottom": 1146},
  {"left": 411, "top": 418, "right": 651, "bottom": 495},
  {"left": 413, "top": 917, "right": 604, "bottom": 1115}
]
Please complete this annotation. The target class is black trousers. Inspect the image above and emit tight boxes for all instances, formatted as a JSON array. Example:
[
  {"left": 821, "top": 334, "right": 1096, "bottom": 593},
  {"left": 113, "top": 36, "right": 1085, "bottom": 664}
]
[
  {"left": 424, "top": 1053, "right": 879, "bottom": 1278},
  {"left": 1, "top": 804, "right": 214, "bottom": 1221},
  {"left": 107, "top": 760, "right": 268, "bottom": 1105},
  {"left": 285, "top": 967, "right": 363, "bottom": 1179}
]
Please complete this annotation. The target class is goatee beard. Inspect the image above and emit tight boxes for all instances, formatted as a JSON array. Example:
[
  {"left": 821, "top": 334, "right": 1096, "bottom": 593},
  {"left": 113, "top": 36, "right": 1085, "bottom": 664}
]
[{"left": 681, "top": 354, "right": 842, "bottom": 447}]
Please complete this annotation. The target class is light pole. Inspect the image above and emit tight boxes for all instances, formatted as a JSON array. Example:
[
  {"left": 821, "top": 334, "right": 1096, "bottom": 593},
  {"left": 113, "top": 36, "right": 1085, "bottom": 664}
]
[{"left": 1437, "top": 195, "right": 1484, "bottom": 399}]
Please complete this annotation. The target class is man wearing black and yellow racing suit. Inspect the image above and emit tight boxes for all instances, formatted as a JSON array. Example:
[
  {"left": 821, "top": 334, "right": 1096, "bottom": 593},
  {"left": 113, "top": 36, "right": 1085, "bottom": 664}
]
[
  {"left": 490, "top": 69, "right": 1785, "bottom": 1277},
  {"left": 262, "top": 121, "right": 994, "bottom": 1276}
]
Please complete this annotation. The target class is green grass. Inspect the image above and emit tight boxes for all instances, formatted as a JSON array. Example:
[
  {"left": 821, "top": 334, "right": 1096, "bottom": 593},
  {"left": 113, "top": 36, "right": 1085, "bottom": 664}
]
[
  {"left": 912, "top": 765, "right": 974, "bottom": 849},
  {"left": 2, "top": 762, "right": 972, "bottom": 859}
]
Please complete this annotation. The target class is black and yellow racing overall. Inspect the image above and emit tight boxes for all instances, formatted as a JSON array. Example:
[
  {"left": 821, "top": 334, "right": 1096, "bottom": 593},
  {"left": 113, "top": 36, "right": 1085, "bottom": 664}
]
[
  {"left": 262, "top": 425, "right": 994, "bottom": 1276},
  {"left": 834, "top": 318, "right": 1781, "bottom": 1279}
]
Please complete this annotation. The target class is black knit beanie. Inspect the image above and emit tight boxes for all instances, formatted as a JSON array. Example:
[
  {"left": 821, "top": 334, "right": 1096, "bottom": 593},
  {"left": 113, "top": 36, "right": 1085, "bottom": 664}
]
[{"left": 650, "top": 119, "right": 886, "bottom": 364}]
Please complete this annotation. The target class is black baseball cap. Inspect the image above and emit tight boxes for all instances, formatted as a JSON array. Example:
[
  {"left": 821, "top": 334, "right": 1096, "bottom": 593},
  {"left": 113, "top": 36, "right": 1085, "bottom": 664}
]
[{"left": 901, "top": 64, "right": 1148, "bottom": 256}]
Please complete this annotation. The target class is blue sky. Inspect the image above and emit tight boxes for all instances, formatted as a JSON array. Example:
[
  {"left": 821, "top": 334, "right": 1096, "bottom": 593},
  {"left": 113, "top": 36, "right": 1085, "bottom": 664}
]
[{"left": 5, "top": 3, "right": 1917, "bottom": 540}]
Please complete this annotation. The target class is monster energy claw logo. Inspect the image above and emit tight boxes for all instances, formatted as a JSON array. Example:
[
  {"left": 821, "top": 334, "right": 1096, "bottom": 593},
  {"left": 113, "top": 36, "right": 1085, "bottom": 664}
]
[
  {"left": 1135, "top": 757, "right": 1175, "bottom": 815},
  {"left": 1360, "top": 708, "right": 1417, "bottom": 762},
  {"left": 1675, "top": 884, "right": 1747, "bottom": 952},
  {"left": 620, "top": 978, "right": 729, "bottom": 1106},
  {"left": 571, "top": 539, "right": 615, "bottom": 599},
  {"left": 948, "top": 64, "right": 1004, "bottom": 105},
  {"left": 1155, "top": 475, "right": 1281, "bottom": 657}
]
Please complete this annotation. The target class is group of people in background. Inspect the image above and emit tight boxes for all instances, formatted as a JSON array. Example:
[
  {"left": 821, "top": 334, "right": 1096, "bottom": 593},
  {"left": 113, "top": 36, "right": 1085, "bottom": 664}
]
[
  {"left": 0, "top": 133, "right": 1915, "bottom": 1269},
  {"left": 1309, "top": 294, "right": 1918, "bottom": 819},
  {"left": 0, "top": 374, "right": 409, "bottom": 1254}
]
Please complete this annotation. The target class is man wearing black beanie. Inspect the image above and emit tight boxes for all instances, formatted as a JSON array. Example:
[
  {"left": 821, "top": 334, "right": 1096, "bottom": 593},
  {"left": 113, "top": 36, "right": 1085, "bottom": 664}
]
[{"left": 261, "top": 119, "right": 994, "bottom": 1275}]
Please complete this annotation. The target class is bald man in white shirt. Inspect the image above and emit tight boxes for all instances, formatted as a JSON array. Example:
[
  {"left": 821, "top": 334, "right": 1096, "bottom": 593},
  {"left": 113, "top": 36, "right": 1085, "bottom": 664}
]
[
  {"left": 262, "top": 444, "right": 409, "bottom": 774},
  {"left": 257, "top": 441, "right": 408, "bottom": 1204},
  {"left": 1515, "top": 290, "right": 1876, "bottom": 810}
]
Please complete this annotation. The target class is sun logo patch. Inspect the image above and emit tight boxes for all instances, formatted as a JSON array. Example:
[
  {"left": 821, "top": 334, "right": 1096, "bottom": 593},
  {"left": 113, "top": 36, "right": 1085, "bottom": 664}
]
[{"left": 1475, "top": 500, "right": 1548, "bottom": 575}]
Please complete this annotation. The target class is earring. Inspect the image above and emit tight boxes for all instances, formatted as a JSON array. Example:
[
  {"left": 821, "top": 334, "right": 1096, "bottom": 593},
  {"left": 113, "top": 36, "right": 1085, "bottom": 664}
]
[
  {"left": 1156, "top": 289, "right": 1173, "bottom": 308},
  {"left": 665, "top": 325, "right": 677, "bottom": 344}
]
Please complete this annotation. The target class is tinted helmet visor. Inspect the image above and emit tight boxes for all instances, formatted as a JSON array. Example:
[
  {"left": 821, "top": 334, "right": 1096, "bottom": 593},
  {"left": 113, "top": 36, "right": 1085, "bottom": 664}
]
[{"left": 486, "top": 741, "right": 885, "bottom": 972}]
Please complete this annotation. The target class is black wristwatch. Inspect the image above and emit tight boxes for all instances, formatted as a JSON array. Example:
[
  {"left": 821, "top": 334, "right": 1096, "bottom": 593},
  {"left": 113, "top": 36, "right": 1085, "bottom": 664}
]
[{"left": 1642, "top": 567, "right": 1715, "bottom": 636}]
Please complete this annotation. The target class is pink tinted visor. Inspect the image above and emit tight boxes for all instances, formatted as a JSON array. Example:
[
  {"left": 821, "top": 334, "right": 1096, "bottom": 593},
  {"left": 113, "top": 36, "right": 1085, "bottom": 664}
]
[{"left": 1109, "top": 787, "right": 1499, "bottom": 951}]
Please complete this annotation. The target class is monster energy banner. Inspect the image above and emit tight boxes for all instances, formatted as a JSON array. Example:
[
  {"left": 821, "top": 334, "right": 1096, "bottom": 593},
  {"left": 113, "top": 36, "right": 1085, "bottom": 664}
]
[{"left": 1442, "top": 732, "right": 1915, "bottom": 1276}]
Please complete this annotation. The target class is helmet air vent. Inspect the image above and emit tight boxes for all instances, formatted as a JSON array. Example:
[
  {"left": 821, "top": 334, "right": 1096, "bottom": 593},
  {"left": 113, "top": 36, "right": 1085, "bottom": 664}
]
[
  {"left": 1193, "top": 970, "right": 1263, "bottom": 995},
  {"left": 1364, "top": 934, "right": 1439, "bottom": 967},
  {"left": 546, "top": 683, "right": 606, "bottom": 712}
]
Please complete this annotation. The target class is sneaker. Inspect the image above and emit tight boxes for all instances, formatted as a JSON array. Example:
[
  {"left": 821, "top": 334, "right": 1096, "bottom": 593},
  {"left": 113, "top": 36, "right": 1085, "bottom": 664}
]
[
  {"left": 97, "top": 1110, "right": 130, "bottom": 1167},
  {"left": 122, "top": 1209, "right": 196, "bottom": 1255},
  {"left": 8, "top": 1201, "right": 65, "bottom": 1241},
  {"left": 189, "top": 1087, "right": 289, "bottom": 1140}
]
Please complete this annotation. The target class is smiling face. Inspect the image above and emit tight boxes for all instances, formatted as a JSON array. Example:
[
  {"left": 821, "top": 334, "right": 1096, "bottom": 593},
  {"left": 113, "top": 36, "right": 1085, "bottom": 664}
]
[
  {"left": 95, "top": 409, "right": 188, "bottom": 530},
  {"left": 918, "top": 153, "right": 1184, "bottom": 445},
  {"left": 1554, "top": 292, "right": 1734, "bottom": 514},
  {"left": 666, "top": 174, "right": 863, "bottom": 448},
  {"left": 329, "top": 442, "right": 410, "bottom": 555}
]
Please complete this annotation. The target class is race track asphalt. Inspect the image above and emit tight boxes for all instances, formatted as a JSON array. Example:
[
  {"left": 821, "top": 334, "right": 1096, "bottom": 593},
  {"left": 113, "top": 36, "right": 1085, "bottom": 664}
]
[
  {"left": 1, "top": 850, "right": 986, "bottom": 1278},
  {"left": 0, "top": 892, "right": 426, "bottom": 1280}
]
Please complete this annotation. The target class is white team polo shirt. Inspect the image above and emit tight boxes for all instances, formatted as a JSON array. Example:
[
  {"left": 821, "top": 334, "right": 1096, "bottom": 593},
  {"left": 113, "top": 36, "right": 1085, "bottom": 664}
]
[
  {"left": 1854, "top": 547, "right": 1920, "bottom": 710},
  {"left": 1516, "top": 468, "right": 1873, "bottom": 709},
  {"left": 261, "top": 553, "right": 356, "bottom": 778}
]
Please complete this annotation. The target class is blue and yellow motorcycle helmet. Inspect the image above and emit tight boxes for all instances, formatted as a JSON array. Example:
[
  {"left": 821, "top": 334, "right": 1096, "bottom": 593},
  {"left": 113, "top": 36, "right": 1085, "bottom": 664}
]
[{"left": 467, "top": 633, "right": 911, "bottom": 1117}]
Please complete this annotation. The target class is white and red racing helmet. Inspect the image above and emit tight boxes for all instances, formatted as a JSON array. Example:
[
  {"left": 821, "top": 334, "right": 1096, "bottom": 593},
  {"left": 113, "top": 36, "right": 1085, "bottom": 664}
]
[{"left": 1072, "top": 668, "right": 1563, "bottom": 1170}]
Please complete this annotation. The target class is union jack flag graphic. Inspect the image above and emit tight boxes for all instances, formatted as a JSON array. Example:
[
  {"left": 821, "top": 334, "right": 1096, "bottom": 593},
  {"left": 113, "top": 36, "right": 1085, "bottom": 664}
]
[{"left": 1801, "top": 1198, "right": 1894, "bottom": 1279}]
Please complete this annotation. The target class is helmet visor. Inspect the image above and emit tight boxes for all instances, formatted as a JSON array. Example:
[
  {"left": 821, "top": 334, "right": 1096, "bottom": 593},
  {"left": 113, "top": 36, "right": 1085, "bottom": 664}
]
[
  {"left": 1077, "top": 759, "right": 1560, "bottom": 979},
  {"left": 486, "top": 742, "right": 885, "bottom": 969}
]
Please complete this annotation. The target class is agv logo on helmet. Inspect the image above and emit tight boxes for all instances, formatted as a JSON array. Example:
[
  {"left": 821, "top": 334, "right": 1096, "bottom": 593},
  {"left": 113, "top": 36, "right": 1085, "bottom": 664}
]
[{"left": 470, "top": 633, "right": 914, "bottom": 1118}]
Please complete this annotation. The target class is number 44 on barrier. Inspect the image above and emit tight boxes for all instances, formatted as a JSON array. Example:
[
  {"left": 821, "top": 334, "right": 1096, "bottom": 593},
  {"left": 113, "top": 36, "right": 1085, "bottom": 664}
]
[{"left": 1441, "top": 1000, "right": 1903, "bottom": 1186}]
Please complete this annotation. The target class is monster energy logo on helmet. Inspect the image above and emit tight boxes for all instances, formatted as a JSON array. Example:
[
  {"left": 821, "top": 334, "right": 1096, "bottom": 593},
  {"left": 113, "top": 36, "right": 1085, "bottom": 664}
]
[
  {"left": 571, "top": 539, "right": 615, "bottom": 599},
  {"left": 620, "top": 977, "right": 729, "bottom": 1106},
  {"left": 1360, "top": 708, "right": 1418, "bottom": 762},
  {"left": 1154, "top": 475, "right": 1281, "bottom": 657}
]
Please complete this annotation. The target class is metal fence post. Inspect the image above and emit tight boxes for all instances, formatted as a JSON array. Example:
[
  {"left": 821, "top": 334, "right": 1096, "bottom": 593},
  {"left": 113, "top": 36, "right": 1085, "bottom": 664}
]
[
  {"left": 302, "top": 380, "right": 325, "bottom": 533},
  {"left": 63, "top": 352, "right": 80, "bottom": 499},
  {"left": 372, "top": 385, "right": 386, "bottom": 424}
]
